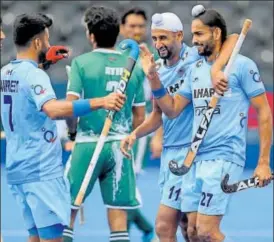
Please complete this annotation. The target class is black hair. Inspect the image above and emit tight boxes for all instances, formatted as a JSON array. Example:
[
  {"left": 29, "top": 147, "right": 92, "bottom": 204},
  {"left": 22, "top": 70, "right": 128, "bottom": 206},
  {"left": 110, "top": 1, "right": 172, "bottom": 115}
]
[
  {"left": 84, "top": 6, "right": 119, "bottom": 48},
  {"left": 0, "top": 17, "right": 2, "bottom": 25},
  {"left": 121, "top": 7, "right": 147, "bottom": 25},
  {"left": 13, "top": 13, "right": 52, "bottom": 47},
  {"left": 194, "top": 9, "right": 227, "bottom": 43}
]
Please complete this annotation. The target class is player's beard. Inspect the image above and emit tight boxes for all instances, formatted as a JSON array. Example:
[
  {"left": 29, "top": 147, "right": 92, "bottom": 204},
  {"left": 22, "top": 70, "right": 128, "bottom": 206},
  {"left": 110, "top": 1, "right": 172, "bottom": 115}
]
[
  {"left": 38, "top": 48, "right": 48, "bottom": 64},
  {"left": 157, "top": 46, "right": 172, "bottom": 59},
  {"left": 194, "top": 37, "right": 215, "bottom": 57}
]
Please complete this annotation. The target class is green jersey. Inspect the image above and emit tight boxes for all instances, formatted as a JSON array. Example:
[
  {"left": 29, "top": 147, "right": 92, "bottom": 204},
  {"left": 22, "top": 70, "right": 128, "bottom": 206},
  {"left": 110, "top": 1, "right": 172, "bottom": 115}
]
[{"left": 67, "top": 48, "right": 145, "bottom": 143}]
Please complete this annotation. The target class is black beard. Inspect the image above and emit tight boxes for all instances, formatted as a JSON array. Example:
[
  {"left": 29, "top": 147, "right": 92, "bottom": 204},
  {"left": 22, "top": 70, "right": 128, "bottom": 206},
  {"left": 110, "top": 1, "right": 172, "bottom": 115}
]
[
  {"left": 157, "top": 48, "right": 172, "bottom": 60},
  {"left": 199, "top": 46, "right": 213, "bottom": 57},
  {"left": 38, "top": 50, "right": 47, "bottom": 64}
]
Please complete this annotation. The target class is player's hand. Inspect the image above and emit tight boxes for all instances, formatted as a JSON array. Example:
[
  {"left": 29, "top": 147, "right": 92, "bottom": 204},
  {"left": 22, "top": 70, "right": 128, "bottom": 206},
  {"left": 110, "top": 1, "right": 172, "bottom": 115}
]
[
  {"left": 120, "top": 132, "right": 137, "bottom": 159},
  {"left": 253, "top": 163, "right": 273, "bottom": 187},
  {"left": 42, "top": 45, "right": 70, "bottom": 70},
  {"left": 139, "top": 44, "right": 157, "bottom": 78},
  {"left": 150, "top": 135, "right": 162, "bottom": 159},
  {"left": 103, "top": 92, "right": 126, "bottom": 111},
  {"left": 210, "top": 69, "right": 228, "bottom": 95}
]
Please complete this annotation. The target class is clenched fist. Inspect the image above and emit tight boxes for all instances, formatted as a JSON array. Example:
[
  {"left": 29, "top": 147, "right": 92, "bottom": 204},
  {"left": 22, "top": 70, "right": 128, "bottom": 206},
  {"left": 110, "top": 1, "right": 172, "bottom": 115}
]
[{"left": 103, "top": 92, "right": 126, "bottom": 111}]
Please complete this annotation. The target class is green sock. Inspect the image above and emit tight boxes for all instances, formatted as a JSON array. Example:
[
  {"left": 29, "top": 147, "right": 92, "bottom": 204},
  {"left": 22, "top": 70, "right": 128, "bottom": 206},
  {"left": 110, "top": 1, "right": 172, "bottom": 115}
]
[
  {"left": 128, "top": 209, "right": 153, "bottom": 233},
  {"left": 63, "top": 226, "right": 74, "bottom": 242},
  {"left": 110, "top": 231, "right": 129, "bottom": 242}
]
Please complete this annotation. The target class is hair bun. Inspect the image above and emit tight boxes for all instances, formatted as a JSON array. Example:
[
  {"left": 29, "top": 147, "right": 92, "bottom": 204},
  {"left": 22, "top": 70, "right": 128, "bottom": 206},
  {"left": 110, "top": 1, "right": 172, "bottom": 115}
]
[
  {"left": 152, "top": 13, "right": 163, "bottom": 26},
  {"left": 191, "top": 5, "right": 206, "bottom": 17}
]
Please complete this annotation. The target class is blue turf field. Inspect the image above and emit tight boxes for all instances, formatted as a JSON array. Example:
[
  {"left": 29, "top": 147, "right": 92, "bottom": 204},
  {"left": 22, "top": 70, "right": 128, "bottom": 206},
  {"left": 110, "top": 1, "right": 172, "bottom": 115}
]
[{"left": 1, "top": 166, "right": 273, "bottom": 242}]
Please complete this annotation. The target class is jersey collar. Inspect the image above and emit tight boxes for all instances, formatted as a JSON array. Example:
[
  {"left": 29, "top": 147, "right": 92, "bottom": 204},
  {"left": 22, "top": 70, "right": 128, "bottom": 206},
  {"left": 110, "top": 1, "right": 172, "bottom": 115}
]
[
  {"left": 93, "top": 48, "right": 121, "bottom": 55},
  {"left": 10, "top": 59, "right": 38, "bottom": 67}
]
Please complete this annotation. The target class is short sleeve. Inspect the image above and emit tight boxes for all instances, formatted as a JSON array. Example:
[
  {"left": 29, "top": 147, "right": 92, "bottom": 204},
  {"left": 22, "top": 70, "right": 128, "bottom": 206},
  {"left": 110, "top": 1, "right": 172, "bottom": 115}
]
[
  {"left": 26, "top": 68, "right": 56, "bottom": 111},
  {"left": 239, "top": 58, "right": 265, "bottom": 99},
  {"left": 177, "top": 67, "right": 193, "bottom": 101},
  {"left": 67, "top": 58, "right": 83, "bottom": 98}
]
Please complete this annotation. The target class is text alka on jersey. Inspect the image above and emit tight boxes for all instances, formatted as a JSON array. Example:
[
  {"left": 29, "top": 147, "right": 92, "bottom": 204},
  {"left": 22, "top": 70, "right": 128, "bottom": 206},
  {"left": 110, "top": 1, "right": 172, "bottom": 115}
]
[{"left": 1, "top": 80, "right": 19, "bottom": 93}]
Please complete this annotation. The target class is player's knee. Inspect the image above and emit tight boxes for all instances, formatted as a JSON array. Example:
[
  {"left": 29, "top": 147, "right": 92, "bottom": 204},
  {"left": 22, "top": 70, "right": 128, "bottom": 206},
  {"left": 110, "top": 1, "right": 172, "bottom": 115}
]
[
  {"left": 197, "top": 225, "right": 223, "bottom": 242},
  {"left": 155, "top": 219, "right": 173, "bottom": 237},
  {"left": 187, "top": 225, "right": 198, "bottom": 241}
]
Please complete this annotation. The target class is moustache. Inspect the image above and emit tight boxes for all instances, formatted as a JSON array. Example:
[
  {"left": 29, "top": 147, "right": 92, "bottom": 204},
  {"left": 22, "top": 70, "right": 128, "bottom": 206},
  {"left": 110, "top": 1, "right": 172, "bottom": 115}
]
[{"left": 194, "top": 43, "right": 203, "bottom": 47}]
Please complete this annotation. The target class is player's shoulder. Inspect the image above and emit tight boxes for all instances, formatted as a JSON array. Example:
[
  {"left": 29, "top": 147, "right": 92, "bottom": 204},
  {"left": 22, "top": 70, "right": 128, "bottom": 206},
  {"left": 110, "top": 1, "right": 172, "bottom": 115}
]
[
  {"left": 1, "top": 63, "right": 11, "bottom": 75},
  {"left": 234, "top": 54, "right": 256, "bottom": 67},
  {"left": 180, "top": 43, "right": 200, "bottom": 63}
]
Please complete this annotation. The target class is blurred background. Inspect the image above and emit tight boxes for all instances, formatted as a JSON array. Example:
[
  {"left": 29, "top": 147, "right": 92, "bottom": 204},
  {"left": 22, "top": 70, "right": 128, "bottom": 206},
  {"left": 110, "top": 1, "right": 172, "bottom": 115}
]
[{"left": 1, "top": 1, "right": 273, "bottom": 242}]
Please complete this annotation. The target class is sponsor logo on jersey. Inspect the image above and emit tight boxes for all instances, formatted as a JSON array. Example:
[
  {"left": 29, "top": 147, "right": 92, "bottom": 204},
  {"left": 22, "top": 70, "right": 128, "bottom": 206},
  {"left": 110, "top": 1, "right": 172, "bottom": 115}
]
[
  {"left": 31, "top": 85, "right": 46, "bottom": 95},
  {"left": 240, "top": 112, "right": 247, "bottom": 128},
  {"left": 194, "top": 88, "right": 215, "bottom": 99},
  {"left": 42, "top": 127, "right": 57, "bottom": 143},
  {"left": 195, "top": 100, "right": 221, "bottom": 116},
  {"left": 250, "top": 70, "right": 261, "bottom": 82},
  {"left": 196, "top": 59, "right": 203, "bottom": 68},
  {"left": 181, "top": 51, "right": 189, "bottom": 62},
  {"left": 167, "top": 79, "right": 184, "bottom": 94}
]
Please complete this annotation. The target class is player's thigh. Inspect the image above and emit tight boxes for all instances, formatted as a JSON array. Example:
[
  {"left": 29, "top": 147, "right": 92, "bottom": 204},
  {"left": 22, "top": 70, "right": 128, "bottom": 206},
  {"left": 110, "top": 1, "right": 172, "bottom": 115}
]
[
  {"left": 161, "top": 147, "right": 191, "bottom": 210},
  {"left": 68, "top": 142, "right": 105, "bottom": 206},
  {"left": 99, "top": 141, "right": 140, "bottom": 209},
  {"left": 22, "top": 178, "right": 70, "bottom": 239},
  {"left": 196, "top": 159, "right": 243, "bottom": 216},
  {"left": 8, "top": 184, "right": 36, "bottom": 232}
]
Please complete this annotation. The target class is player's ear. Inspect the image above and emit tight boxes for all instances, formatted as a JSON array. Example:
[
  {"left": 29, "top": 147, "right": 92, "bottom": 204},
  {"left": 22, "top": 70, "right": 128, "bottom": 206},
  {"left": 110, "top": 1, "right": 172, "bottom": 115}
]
[
  {"left": 213, "top": 27, "right": 221, "bottom": 42},
  {"left": 34, "top": 38, "right": 41, "bottom": 50},
  {"left": 177, "top": 31, "right": 184, "bottom": 42},
  {"left": 120, "top": 24, "right": 124, "bottom": 36}
]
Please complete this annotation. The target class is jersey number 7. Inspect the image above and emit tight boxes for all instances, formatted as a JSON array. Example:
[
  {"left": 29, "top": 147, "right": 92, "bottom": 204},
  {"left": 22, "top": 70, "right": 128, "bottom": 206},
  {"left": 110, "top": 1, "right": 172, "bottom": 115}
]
[{"left": 4, "top": 95, "right": 14, "bottom": 132}]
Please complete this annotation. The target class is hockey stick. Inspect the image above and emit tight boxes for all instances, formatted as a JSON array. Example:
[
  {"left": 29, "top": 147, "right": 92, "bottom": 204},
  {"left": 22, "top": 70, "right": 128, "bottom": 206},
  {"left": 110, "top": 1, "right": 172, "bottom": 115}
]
[
  {"left": 65, "top": 65, "right": 86, "bottom": 224},
  {"left": 221, "top": 173, "right": 274, "bottom": 193},
  {"left": 74, "top": 39, "right": 140, "bottom": 207},
  {"left": 169, "top": 19, "right": 252, "bottom": 176}
]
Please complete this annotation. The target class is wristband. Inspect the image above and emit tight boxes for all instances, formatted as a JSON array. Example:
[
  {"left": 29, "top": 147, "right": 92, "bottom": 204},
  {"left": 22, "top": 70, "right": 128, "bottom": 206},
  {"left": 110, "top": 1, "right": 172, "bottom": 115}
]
[
  {"left": 72, "top": 99, "right": 91, "bottom": 117},
  {"left": 152, "top": 85, "right": 167, "bottom": 99}
]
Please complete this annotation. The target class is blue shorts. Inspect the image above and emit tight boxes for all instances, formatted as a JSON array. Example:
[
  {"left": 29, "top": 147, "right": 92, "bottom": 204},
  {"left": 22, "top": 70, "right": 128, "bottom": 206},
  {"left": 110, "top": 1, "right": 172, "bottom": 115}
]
[
  {"left": 181, "top": 159, "right": 243, "bottom": 215},
  {"left": 159, "top": 146, "right": 188, "bottom": 210},
  {"left": 9, "top": 177, "right": 70, "bottom": 238}
]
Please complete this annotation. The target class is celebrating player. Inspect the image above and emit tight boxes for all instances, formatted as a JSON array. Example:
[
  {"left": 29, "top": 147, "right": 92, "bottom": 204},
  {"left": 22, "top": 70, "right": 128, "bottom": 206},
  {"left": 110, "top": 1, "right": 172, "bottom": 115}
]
[
  {"left": 138, "top": 6, "right": 273, "bottom": 242},
  {"left": 62, "top": 6, "right": 145, "bottom": 242},
  {"left": 121, "top": 11, "right": 238, "bottom": 242},
  {"left": 0, "top": 13, "right": 125, "bottom": 242}
]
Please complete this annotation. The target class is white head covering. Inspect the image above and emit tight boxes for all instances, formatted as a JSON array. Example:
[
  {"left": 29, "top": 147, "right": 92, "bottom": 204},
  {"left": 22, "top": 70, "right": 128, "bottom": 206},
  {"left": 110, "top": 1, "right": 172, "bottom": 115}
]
[{"left": 151, "top": 12, "right": 183, "bottom": 32}]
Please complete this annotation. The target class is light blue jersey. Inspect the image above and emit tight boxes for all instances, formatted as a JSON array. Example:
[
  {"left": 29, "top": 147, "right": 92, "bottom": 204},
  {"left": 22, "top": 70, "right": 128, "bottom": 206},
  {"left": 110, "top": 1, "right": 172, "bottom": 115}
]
[
  {"left": 157, "top": 43, "right": 200, "bottom": 148},
  {"left": 1, "top": 59, "right": 63, "bottom": 184},
  {"left": 178, "top": 55, "right": 265, "bottom": 166}
]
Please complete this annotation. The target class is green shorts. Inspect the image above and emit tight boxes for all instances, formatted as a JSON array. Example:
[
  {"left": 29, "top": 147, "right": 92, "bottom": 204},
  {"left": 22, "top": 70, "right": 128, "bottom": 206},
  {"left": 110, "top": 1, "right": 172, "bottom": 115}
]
[{"left": 67, "top": 141, "right": 140, "bottom": 209}]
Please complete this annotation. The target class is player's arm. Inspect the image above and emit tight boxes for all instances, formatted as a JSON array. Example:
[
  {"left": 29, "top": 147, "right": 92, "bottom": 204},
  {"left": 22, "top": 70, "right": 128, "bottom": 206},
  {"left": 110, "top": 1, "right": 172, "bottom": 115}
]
[
  {"left": 42, "top": 96, "right": 124, "bottom": 119},
  {"left": 240, "top": 59, "right": 273, "bottom": 187},
  {"left": 120, "top": 100, "right": 162, "bottom": 158},
  {"left": 150, "top": 125, "right": 163, "bottom": 159},
  {"left": 27, "top": 68, "right": 125, "bottom": 120},
  {"left": 211, "top": 34, "right": 239, "bottom": 94},
  {"left": 250, "top": 94, "right": 273, "bottom": 186},
  {"left": 139, "top": 44, "right": 191, "bottom": 118}
]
